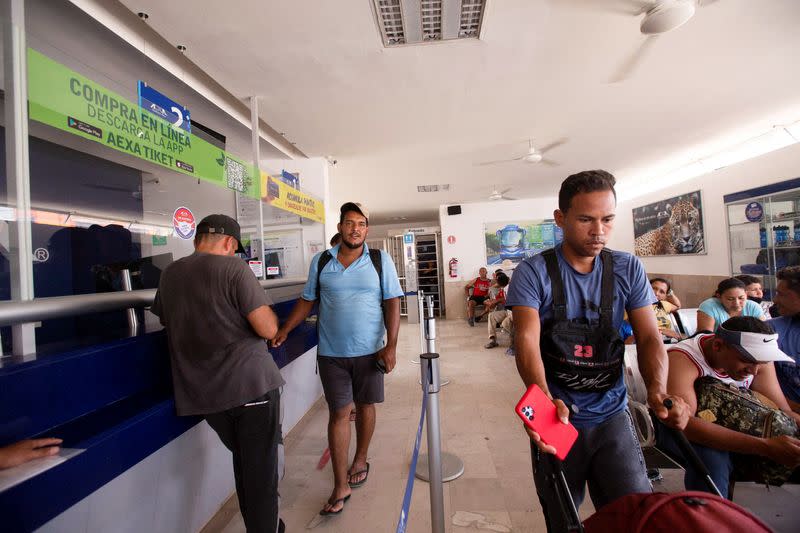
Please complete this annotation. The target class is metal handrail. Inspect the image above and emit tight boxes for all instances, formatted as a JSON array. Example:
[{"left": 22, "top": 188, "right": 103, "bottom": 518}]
[{"left": 0, "top": 277, "right": 307, "bottom": 327}]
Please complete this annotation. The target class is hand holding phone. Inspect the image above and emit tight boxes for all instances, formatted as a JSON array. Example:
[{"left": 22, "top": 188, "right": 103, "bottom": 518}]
[{"left": 515, "top": 384, "right": 578, "bottom": 461}]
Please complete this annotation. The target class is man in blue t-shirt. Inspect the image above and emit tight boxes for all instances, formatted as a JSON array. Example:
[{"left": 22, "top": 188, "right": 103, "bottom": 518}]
[
  {"left": 505, "top": 170, "right": 689, "bottom": 533},
  {"left": 272, "top": 202, "right": 403, "bottom": 516},
  {"left": 770, "top": 266, "right": 800, "bottom": 412}
]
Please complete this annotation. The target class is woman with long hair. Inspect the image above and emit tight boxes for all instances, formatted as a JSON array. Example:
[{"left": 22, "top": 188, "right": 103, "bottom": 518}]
[{"left": 696, "top": 277, "right": 765, "bottom": 332}]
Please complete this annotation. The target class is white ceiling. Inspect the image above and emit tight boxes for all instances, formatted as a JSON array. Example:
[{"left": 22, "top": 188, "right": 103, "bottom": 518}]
[{"left": 117, "top": 0, "right": 800, "bottom": 224}]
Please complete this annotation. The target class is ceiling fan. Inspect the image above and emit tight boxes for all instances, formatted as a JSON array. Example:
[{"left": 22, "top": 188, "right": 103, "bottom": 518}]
[
  {"left": 488, "top": 187, "right": 517, "bottom": 201},
  {"left": 576, "top": 0, "right": 720, "bottom": 82},
  {"left": 476, "top": 138, "right": 567, "bottom": 167}
]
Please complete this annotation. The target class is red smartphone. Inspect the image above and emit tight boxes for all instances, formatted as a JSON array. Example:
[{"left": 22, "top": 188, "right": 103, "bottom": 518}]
[{"left": 515, "top": 384, "right": 578, "bottom": 461}]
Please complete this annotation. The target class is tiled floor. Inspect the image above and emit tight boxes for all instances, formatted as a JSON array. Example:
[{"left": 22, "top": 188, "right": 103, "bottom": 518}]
[{"left": 203, "top": 319, "right": 799, "bottom": 533}]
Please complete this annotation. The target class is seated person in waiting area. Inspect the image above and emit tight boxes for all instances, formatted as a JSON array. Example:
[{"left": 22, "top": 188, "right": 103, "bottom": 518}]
[
  {"left": 658, "top": 316, "right": 800, "bottom": 497},
  {"left": 491, "top": 268, "right": 504, "bottom": 287},
  {"left": 769, "top": 266, "right": 800, "bottom": 414},
  {"left": 465, "top": 267, "right": 491, "bottom": 326},
  {"left": 485, "top": 273, "right": 511, "bottom": 349},
  {"left": 735, "top": 274, "right": 774, "bottom": 319},
  {"left": 697, "top": 277, "right": 765, "bottom": 333},
  {"left": 478, "top": 272, "right": 509, "bottom": 322},
  {"left": 650, "top": 277, "right": 684, "bottom": 342}
]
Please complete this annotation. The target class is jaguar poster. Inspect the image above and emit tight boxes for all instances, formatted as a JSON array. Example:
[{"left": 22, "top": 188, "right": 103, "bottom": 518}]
[
  {"left": 484, "top": 219, "right": 563, "bottom": 267},
  {"left": 633, "top": 191, "right": 705, "bottom": 256}
]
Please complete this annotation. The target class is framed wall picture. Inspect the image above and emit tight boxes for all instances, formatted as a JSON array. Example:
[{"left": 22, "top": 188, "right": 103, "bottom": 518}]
[
  {"left": 632, "top": 190, "right": 705, "bottom": 256},
  {"left": 484, "top": 219, "right": 564, "bottom": 269}
]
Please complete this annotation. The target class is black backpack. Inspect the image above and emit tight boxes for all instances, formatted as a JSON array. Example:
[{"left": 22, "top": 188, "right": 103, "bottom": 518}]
[{"left": 315, "top": 248, "right": 384, "bottom": 304}]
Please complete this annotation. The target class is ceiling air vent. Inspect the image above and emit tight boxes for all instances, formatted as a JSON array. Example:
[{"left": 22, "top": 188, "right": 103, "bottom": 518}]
[
  {"left": 417, "top": 184, "right": 451, "bottom": 192},
  {"left": 459, "top": 0, "right": 484, "bottom": 38},
  {"left": 375, "top": 0, "right": 406, "bottom": 46},
  {"left": 372, "top": 0, "right": 485, "bottom": 47}
]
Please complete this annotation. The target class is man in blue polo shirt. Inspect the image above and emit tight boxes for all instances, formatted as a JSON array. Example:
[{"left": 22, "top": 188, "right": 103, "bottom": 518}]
[
  {"left": 272, "top": 202, "right": 403, "bottom": 516},
  {"left": 770, "top": 266, "right": 800, "bottom": 412},
  {"left": 505, "top": 170, "right": 688, "bottom": 533}
]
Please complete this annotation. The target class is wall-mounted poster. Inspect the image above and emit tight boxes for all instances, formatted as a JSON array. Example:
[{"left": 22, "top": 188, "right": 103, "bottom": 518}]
[
  {"left": 633, "top": 190, "right": 705, "bottom": 257},
  {"left": 484, "top": 220, "right": 563, "bottom": 268}
]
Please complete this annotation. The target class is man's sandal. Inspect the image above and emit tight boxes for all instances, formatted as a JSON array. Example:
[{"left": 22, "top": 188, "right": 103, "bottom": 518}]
[
  {"left": 348, "top": 462, "right": 370, "bottom": 488},
  {"left": 319, "top": 494, "right": 351, "bottom": 516}
]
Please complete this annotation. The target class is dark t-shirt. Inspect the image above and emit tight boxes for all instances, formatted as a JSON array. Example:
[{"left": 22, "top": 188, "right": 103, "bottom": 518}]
[{"left": 151, "top": 252, "right": 284, "bottom": 416}]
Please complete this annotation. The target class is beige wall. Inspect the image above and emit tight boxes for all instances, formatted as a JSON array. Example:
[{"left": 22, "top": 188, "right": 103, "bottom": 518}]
[
  {"left": 444, "top": 282, "right": 468, "bottom": 320},
  {"left": 647, "top": 272, "right": 729, "bottom": 309},
  {"left": 611, "top": 142, "right": 800, "bottom": 276}
]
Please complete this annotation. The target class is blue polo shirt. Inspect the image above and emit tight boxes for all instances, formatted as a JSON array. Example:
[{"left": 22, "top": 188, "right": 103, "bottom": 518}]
[
  {"left": 302, "top": 244, "right": 404, "bottom": 357},
  {"left": 769, "top": 315, "right": 800, "bottom": 403},
  {"left": 505, "top": 244, "right": 655, "bottom": 428}
]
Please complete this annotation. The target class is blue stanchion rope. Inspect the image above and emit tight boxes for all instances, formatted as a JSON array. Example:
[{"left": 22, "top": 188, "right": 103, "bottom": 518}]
[{"left": 395, "top": 391, "right": 428, "bottom": 533}]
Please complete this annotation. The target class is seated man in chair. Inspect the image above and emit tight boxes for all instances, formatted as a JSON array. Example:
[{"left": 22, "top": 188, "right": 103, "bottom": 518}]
[
  {"left": 658, "top": 316, "right": 800, "bottom": 497},
  {"left": 465, "top": 267, "right": 491, "bottom": 326},
  {"left": 485, "top": 273, "right": 512, "bottom": 350}
]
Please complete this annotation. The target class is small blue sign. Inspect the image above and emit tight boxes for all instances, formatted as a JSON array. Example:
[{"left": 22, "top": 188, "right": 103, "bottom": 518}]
[
  {"left": 403, "top": 233, "right": 414, "bottom": 244},
  {"left": 137, "top": 81, "right": 191, "bottom": 133},
  {"left": 280, "top": 170, "right": 300, "bottom": 189},
  {"left": 745, "top": 201, "right": 764, "bottom": 222}
]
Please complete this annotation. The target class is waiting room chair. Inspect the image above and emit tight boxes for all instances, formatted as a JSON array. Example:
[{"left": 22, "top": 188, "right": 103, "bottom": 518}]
[
  {"left": 673, "top": 308, "right": 698, "bottom": 337},
  {"left": 623, "top": 345, "right": 683, "bottom": 471}
]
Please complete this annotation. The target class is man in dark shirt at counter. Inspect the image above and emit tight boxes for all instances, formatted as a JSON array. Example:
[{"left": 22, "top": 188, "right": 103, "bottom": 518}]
[{"left": 151, "top": 214, "right": 284, "bottom": 533}]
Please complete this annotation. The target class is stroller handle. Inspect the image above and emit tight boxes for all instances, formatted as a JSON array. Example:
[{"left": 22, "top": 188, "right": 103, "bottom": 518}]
[{"left": 660, "top": 399, "right": 723, "bottom": 498}]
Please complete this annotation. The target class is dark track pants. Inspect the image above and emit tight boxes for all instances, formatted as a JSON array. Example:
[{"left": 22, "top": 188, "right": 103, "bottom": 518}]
[{"left": 206, "top": 388, "right": 281, "bottom": 533}]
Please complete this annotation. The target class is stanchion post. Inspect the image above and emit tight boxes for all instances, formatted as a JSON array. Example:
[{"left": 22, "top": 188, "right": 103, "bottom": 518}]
[
  {"left": 424, "top": 295, "right": 436, "bottom": 353},
  {"left": 414, "top": 290, "right": 425, "bottom": 363},
  {"left": 415, "top": 297, "right": 463, "bottom": 487},
  {"left": 419, "top": 352, "right": 445, "bottom": 533}
]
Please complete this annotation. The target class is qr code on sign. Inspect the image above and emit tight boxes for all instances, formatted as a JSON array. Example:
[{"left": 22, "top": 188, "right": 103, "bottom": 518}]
[{"left": 225, "top": 157, "right": 249, "bottom": 192}]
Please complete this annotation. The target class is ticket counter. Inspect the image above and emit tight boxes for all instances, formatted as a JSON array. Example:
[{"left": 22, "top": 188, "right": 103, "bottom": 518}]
[{"left": 0, "top": 280, "right": 321, "bottom": 533}]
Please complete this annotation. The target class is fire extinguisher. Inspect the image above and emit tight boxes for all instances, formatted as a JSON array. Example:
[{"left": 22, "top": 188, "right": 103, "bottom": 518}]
[{"left": 448, "top": 258, "right": 458, "bottom": 278}]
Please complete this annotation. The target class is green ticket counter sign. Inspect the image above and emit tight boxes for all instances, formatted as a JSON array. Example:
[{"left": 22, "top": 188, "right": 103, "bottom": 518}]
[{"left": 27, "top": 48, "right": 259, "bottom": 198}]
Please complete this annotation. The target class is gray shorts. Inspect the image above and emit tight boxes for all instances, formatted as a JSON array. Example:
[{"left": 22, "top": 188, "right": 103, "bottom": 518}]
[{"left": 317, "top": 353, "right": 385, "bottom": 411}]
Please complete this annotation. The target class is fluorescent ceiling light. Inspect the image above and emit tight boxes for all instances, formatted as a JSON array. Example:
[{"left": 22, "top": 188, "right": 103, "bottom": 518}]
[
  {"left": 785, "top": 120, "right": 800, "bottom": 141},
  {"left": 621, "top": 122, "right": 800, "bottom": 201},
  {"left": 701, "top": 128, "right": 796, "bottom": 171},
  {"left": 129, "top": 222, "right": 173, "bottom": 236},
  {"left": 31, "top": 210, "right": 71, "bottom": 227},
  {"left": 0, "top": 206, "right": 17, "bottom": 221}
]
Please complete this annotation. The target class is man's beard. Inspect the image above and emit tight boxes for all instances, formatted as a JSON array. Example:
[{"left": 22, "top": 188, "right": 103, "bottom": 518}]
[{"left": 342, "top": 237, "right": 363, "bottom": 249}]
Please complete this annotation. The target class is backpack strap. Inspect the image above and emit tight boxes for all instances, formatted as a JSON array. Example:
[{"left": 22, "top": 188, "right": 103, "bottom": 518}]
[
  {"left": 599, "top": 249, "right": 614, "bottom": 329},
  {"left": 368, "top": 248, "right": 384, "bottom": 302},
  {"left": 315, "top": 250, "right": 333, "bottom": 301},
  {"left": 542, "top": 249, "right": 567, "bottom": 321}
]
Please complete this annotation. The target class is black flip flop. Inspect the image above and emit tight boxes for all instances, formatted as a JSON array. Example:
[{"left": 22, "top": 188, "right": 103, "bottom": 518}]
[
  {"left": 348, "top": 462, "right": 370, "bottom": 488},
  {"left": 319, "top": 494, "right": 351, "bottom": 516}
]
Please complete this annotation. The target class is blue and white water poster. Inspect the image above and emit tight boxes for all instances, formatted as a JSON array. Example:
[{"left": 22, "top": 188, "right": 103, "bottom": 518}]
[{"left": 484, "top": 219, "right": 563, "bottom": 267}]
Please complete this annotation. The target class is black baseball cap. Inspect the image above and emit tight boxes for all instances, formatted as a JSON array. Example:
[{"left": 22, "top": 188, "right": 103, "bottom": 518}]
[{"left": 196, "top": 214, "right": 246, "bottom": 254}]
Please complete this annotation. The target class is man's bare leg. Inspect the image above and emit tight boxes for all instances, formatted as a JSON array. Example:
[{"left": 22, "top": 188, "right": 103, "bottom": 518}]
[
  {"left": 322, "top": 404, "right": 353, "bottom": 513},
  {"left": 349, "top": 403, "right": 376, "bottom": 485}
]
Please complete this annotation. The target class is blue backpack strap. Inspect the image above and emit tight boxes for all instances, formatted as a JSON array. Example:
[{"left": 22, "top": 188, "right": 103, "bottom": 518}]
[{"left": 315, "top": 250, "right": 333, "bottom": 301}]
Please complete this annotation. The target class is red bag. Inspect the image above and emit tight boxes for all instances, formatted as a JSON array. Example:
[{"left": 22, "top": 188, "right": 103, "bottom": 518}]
[{"left": 583, "top": 491, "right": 772, "bottom": 533}]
